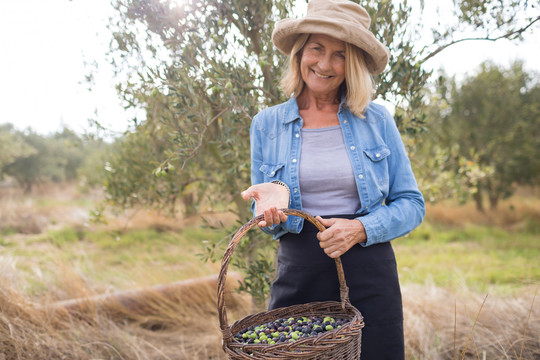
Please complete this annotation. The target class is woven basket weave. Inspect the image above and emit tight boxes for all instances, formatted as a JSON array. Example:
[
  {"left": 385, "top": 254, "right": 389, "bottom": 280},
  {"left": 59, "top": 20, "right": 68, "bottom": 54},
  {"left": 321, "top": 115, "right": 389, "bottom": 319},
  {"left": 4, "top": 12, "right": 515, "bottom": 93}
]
[{"left": 217, "top": 209, "right": 364, "bottom": 359}]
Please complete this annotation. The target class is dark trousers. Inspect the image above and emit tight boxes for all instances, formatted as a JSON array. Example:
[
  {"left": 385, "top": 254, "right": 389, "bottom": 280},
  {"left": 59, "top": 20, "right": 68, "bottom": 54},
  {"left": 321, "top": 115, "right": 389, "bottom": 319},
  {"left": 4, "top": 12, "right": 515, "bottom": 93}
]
[{"left": 269, "top": 214, "right": 405, "bottom": 360}]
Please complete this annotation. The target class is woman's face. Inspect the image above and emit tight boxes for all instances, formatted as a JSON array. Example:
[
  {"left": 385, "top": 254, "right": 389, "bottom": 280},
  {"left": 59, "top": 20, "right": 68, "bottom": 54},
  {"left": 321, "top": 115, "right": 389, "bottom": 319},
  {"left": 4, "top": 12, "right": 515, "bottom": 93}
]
[{"left": 300, "top": 34, "right": 346, "bottom": 98}]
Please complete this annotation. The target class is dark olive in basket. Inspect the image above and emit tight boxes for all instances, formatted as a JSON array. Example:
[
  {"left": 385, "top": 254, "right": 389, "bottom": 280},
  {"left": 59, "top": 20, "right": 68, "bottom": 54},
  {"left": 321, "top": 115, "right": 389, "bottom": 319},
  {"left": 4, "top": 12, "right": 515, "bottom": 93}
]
[{"left": 233, "top": 315, "right": 349, "bottom": 346}]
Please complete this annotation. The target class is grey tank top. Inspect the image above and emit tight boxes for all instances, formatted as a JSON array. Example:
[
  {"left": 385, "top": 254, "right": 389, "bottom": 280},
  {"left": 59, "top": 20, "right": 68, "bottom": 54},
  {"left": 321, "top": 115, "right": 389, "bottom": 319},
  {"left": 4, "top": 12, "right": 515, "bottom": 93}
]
[{"left": 299, "top": 125, "right": 361, "bottom": 216}]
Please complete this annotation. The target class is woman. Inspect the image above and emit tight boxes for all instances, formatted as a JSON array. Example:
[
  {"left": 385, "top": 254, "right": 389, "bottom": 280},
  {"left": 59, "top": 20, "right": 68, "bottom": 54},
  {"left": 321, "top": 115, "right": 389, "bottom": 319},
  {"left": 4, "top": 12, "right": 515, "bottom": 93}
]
[{"left": 241, "top": 0, "right": 425, "bottom": 358}]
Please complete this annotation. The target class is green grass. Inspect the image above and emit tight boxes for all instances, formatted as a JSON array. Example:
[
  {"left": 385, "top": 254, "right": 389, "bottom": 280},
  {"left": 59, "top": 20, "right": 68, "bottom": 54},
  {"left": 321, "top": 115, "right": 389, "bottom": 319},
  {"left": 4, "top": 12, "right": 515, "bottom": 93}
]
[
  {"left": 38, "top": 227, "right": 85, "bottom": 246},
  {"left": 0, "top": 236, "right": 12, "bottom": 247},
  {"left": 3, "top": 213, "right": 538, "bottom": 298},
  {"left": 33, "top": 196, "right": 96, "bottom": 209},
  {"left": 2, "top": 225, "right": 231, "bottom": 295},
  {"left": 0, "top": 228, "right": 17, "bottom": 237},
  {"left": 395, "top": 221, "right": 540, "bottom": 294}
]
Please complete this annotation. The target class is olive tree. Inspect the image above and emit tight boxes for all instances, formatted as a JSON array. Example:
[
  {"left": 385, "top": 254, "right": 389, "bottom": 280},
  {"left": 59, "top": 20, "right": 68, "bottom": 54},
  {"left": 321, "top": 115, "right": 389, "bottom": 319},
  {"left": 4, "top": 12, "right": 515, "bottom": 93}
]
[
  {"left": 422, "top": 62, "right": 540, "bottom": 211},
  {"left": 99, "top": 0, "right": 538, "bottom": 304},
  {"left": 0, "top": 124, "right": 37, "bottom": 181},
  {"left": 1, "top": 128, "right": 86, "bottom": 192}
]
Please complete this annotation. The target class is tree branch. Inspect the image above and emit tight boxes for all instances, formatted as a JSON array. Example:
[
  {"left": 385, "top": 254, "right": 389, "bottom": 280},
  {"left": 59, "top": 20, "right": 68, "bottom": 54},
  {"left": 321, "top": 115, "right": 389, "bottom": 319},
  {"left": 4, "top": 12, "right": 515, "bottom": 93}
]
[
  {"left": 421, "top": 16, "right": 540, "bottom": 63},
  {"left": 178, "top": 107, "right": 230, "bottom": 170}
]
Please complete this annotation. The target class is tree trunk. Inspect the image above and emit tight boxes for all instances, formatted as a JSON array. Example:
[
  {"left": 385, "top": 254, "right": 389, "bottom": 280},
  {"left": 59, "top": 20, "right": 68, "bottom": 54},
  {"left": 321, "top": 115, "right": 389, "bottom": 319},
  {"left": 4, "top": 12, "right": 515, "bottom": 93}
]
[
  {"left": 473, "top": 190, "right": 484, "bottom": 212},
  {"left": 23, "top": 181, "right": 32, "bottom": 194},
  {"left": 181, "top": 191, "right": 197, "bottom": 216},
  {"left": 489, "top": 192, "right": 499, "bottom": 210},
  {"left": 46, "top": 273, "right": 244, "bottom": 316}
]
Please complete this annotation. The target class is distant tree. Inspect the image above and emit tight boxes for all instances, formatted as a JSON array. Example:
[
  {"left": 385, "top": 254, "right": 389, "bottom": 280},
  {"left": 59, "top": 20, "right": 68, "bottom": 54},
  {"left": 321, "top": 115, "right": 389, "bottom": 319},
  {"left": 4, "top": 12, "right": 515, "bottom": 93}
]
[
  {"left": 77, "top": 138, "right": 114, "bottom": 192},
  {"left": 0, "top": 124, "right": 36, "bottom": 179},
  {"left": 2, "top": 127, "right": 86, "bottom": 192},
  {"left": 2, "top": 130, "right": 47, "bottom": 192},
  {"left": 423, "top": 62, "right": 540, "bottom": 211},
  {"left": 98, "top": 0, "right": 538, "bottom": 303},
  {"left": 52, "top": 128, "right": 86, "bottom": 182}
]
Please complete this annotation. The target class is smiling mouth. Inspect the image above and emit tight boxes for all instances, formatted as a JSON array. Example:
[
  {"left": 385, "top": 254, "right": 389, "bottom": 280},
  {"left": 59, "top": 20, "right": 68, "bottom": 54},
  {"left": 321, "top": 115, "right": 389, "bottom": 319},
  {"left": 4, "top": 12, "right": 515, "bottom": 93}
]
[{"left": 312, "top": 70, "right": 332, "bottom": 79}]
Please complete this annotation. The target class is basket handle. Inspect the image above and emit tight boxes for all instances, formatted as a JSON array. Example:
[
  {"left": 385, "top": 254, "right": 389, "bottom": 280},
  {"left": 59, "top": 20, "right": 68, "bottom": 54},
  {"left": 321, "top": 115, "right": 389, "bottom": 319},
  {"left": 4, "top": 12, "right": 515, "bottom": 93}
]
[{"left": 217, "top": 208, "right": 351, "bottom": 343}]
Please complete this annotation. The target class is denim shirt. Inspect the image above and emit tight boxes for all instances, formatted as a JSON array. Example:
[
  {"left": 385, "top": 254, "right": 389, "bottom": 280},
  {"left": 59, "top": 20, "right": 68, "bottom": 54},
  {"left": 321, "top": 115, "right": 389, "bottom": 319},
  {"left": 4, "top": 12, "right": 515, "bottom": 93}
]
[{"left": 249, "top": 97, "right": 425, "bottom": 246}]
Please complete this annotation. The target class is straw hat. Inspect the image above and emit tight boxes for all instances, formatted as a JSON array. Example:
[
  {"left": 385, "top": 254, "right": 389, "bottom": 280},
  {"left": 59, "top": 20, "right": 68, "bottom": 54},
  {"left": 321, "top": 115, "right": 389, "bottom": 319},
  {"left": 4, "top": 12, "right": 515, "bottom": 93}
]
[{"left": 272, "top": 0, "right": 390, "bottom": 74}]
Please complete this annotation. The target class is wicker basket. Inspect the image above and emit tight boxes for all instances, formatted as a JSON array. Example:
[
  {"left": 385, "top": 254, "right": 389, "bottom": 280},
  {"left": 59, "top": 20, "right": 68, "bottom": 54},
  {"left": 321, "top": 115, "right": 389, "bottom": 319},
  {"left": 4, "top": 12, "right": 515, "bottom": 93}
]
[{"left": 217, "top": 209, "right": 364, "bottom": 359}]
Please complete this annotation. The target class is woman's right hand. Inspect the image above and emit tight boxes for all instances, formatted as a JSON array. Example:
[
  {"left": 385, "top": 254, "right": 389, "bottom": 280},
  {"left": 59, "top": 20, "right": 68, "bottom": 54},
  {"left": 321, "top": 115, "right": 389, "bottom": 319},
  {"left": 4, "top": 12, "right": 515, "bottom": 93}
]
[{"left": 241, "top": 183, "right": 289, "bottom": 228}]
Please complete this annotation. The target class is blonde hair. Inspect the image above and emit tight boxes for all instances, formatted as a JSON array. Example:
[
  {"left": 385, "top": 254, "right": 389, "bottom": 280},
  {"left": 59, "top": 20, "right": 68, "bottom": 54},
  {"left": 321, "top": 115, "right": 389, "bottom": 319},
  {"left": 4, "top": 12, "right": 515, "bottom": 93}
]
[
  {"left": 280, "top": 34, "right": 310, "bottom": 98},
  {"left": 280, "top": 35, "right": 374, "bottom": 118},
  {"left": 344, "top": 42, "right": 374, "bottom": 118}
]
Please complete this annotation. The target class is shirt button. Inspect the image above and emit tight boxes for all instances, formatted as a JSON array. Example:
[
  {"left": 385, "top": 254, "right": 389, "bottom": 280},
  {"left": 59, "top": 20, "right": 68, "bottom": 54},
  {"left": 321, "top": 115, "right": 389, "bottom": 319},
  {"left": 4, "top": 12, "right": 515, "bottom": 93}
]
[
  {"left": 350, "top": 146, "right": 356, "bottom": 151},
  {"left": 295, "top": 133, "right": 300, "bottom": 138},
  {"left": 376, "top": 153, "right": 381, "bottom": 158},
  {"left": 294, "top": 219, "right": 299, "bottom": 223},
  {"left": 292, "top": 158, "right": 297, "bottom": 163},
  {"left": 358, "top": 174, "right": 364, "bottom": 179},
  {"left": 294, "top": 188, "right": 298, "bottom": 193},
  {"left": 270, "top": 171, "right": 275, "bottom": 176},
  {"left": 344, "top": 120, "right": 348, "bottom": 124}
]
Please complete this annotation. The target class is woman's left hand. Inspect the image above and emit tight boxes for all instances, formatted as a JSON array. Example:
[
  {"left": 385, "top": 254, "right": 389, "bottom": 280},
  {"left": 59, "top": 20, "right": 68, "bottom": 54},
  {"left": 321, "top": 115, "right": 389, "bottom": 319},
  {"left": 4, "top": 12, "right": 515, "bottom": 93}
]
[{"left": 315, "top": 217, "right": 367, "bottom": 258}]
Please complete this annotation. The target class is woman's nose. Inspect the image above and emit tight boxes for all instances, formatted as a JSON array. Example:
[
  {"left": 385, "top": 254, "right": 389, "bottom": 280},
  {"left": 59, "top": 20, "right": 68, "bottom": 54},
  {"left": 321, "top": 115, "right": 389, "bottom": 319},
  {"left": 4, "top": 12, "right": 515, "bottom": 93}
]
[{"left": 318, "top": 55, "right": 332, "bottom": 71}]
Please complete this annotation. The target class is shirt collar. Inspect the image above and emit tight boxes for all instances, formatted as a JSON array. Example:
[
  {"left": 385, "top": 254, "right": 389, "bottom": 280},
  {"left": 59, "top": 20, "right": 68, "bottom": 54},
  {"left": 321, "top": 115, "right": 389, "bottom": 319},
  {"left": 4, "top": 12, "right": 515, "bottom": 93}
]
[
  {"left": 282, "top": 97, "right": 301, "bottom": 124},
  {"left": 281, "top": 95, "right": 349, "bottom": 124}
]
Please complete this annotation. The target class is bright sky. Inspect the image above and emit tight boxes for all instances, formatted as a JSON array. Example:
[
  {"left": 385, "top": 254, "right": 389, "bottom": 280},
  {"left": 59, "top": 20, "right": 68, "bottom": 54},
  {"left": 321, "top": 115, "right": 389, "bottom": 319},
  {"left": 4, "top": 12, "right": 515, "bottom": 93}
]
[
  {"left": 0, "top": 0, "right": 129, "bottom": 136},
  {"left": 1, "top": 0, "right": 538, "bottom": 136}
]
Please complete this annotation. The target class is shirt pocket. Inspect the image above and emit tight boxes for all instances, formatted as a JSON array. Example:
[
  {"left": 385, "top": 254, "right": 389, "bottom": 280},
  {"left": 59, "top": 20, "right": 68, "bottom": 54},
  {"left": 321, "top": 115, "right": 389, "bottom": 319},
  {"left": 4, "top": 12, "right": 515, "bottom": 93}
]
[
  {"left": 258, "top": 123, "right": 287, "bottom": 140},
  {"left": 259, "top": 163, "right": 285, "bottom": 182},
  {"left": 363, "top": 144, "right": 391, "bottom": 190}
]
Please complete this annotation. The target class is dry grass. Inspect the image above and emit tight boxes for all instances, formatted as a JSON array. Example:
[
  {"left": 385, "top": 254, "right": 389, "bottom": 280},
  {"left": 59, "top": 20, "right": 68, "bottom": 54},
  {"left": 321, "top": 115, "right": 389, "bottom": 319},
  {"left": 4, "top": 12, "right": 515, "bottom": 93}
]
[
  {"left": 0, "top": 183, "right": 95, "bottom": 235},
  {"left": 426, "top": 187, "right": 540, "bottom": 231},
  {"left": 1, "top": 262, "right": 537, "bottom": 359},
  {"left": 403, "top": 284, "right": 539, "bottom": 359},
  {"left": 1, "top": 183, "right": 539, "bottom": 359},
  {"left": 0, "top": 182, "right": 238, "bottom": 235},
  {"left": 0, "top": 259, "right": 251, "bottom": 360}
]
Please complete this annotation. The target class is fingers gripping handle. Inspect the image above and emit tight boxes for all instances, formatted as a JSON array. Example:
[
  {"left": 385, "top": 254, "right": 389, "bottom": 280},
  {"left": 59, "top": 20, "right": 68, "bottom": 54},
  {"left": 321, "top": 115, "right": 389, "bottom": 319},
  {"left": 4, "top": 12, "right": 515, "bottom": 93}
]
[{"left": 217, "top": 209, "right": 351, "bottom": 340}]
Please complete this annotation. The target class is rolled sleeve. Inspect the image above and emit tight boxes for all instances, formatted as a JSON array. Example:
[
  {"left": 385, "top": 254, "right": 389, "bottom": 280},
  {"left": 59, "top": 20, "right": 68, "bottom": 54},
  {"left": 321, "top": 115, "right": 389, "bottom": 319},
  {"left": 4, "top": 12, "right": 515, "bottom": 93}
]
[{"left": 357, "top": 213, "right": 386, "bottom": 246}]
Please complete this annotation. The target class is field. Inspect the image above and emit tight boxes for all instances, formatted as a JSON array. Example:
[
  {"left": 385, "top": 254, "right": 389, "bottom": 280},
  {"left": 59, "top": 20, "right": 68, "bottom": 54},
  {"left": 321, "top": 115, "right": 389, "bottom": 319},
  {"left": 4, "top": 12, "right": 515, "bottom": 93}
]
[{"left": 0, "top": 183, "right": 538, "bottom": 359}]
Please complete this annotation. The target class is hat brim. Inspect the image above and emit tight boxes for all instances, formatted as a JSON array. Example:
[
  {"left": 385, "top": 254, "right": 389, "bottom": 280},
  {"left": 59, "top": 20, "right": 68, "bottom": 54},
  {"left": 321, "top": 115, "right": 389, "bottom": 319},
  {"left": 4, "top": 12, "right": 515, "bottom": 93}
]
[{"left": 272, "top": 17, "right": 389, "bottom": 74}]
